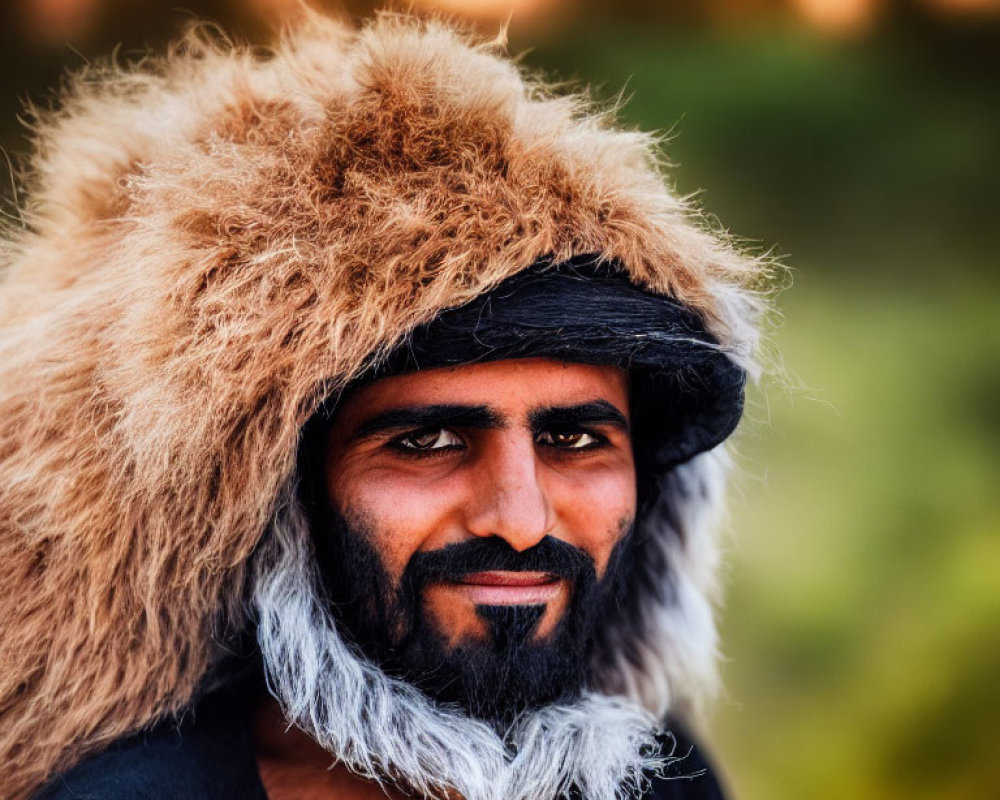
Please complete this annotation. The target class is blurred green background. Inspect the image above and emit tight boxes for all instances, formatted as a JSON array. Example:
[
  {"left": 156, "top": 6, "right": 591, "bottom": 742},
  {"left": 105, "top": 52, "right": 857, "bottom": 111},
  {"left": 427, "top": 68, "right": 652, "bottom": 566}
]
[{"left": 3, "top": 1, "right": 998, "bottom": 798}]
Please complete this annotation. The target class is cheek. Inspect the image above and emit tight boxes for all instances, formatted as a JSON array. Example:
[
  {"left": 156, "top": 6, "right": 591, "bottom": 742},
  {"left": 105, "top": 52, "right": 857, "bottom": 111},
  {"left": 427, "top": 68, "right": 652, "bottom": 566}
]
[
  {"left": 553, "top": 467, "right": 636, "bottom": 577},
  {"left": 331, "top": 467, "right": 466, "bottom": 581}
]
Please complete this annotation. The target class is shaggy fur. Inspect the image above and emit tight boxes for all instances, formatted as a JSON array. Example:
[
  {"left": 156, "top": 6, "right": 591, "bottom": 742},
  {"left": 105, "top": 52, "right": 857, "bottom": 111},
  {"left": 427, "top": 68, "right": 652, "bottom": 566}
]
[{"left": 0, "top": 11, "right": 767, "bottom": 798}]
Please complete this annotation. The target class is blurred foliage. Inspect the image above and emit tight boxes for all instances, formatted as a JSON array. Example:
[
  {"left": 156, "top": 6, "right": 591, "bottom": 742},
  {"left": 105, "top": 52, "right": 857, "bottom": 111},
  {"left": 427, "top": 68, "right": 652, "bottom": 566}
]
[
  {"left": 3, "top": 5, "right": 999, "bottom": 799},
  {"left": 524, "top": 24, "right": 999, "bottom": 283},
  {"left": 720, "top": 282, "right": 1000, "bottom": 800}
]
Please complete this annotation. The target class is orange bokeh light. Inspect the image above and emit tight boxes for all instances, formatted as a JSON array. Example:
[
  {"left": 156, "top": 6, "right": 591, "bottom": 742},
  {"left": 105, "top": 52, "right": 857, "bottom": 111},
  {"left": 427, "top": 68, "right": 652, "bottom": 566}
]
[
  {"left": 791, "top": 0, "right": 878, "bottom": 33},
  {"left": 410, "top": 0, "right": 561, "bottom": 24},
  {"left": 19, "top": 0, "right": 103, "bottom": 42}
]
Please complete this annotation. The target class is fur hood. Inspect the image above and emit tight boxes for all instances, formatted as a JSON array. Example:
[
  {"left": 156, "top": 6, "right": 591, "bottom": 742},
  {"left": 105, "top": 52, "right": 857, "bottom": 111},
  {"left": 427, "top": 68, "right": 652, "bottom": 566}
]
[{"left": 0, "top": 12, "right": 766, "bottom": 798}]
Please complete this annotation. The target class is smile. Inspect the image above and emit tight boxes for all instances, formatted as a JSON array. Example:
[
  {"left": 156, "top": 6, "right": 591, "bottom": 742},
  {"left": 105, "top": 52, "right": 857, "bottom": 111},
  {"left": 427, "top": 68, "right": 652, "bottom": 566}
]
[{"left": 453, "top": 571, "right": 563, "bottom": 605}]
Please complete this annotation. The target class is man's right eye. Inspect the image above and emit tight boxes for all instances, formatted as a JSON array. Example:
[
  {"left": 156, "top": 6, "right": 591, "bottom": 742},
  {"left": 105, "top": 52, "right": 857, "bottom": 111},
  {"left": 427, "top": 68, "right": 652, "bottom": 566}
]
[{"left": 393, "top": 428, "right": 464, "bottom": 452}]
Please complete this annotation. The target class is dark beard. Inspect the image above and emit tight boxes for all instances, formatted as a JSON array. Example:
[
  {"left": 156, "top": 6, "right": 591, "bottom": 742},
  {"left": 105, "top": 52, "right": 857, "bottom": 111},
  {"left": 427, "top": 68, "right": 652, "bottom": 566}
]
[{"left": 310, "top": 506, "right": 634, "bottom": 728}]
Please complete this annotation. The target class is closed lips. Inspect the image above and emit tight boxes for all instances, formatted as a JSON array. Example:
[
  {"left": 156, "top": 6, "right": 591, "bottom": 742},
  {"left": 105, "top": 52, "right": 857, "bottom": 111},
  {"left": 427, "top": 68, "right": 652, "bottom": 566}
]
[{"left": 455, "top": 571, "right": 562, "bottom": 605}]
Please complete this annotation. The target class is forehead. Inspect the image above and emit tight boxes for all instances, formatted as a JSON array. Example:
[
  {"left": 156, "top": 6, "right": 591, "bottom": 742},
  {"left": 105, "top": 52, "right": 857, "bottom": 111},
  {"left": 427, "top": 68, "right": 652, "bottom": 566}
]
[{"left": 336, "top": 359, "right": 629, "bottom": 423}]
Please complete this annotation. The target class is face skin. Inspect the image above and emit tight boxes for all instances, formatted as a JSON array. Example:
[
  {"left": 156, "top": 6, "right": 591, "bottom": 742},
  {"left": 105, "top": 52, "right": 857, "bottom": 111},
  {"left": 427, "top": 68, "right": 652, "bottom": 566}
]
[
  {"left": 323, "top": 358, "right": 637, "bottom": 655},
  {"left": 252, "top": 358, "right": 640, "bottom": 794}
]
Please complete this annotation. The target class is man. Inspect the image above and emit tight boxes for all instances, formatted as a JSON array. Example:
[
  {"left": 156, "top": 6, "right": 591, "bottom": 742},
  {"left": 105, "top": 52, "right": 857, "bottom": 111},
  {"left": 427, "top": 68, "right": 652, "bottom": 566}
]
[{"left": 0, "top": 11, "right": 767, "bottom": 800}]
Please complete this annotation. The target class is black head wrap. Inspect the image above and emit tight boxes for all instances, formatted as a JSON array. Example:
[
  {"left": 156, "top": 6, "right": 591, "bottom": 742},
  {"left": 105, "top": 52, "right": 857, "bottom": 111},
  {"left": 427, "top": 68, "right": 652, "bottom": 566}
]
[{"left": 359, "top": 255, "right": 745, "bottom": 472}]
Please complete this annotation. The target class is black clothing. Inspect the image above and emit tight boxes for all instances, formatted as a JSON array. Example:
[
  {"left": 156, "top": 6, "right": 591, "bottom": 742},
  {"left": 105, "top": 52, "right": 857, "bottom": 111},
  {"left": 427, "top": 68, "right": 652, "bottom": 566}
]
[
  {"left": 34, "top": 688, "right": 267, "bottom": 800},
  {"left": 37, "top": 690, "right": 727, "bottom": 800}
]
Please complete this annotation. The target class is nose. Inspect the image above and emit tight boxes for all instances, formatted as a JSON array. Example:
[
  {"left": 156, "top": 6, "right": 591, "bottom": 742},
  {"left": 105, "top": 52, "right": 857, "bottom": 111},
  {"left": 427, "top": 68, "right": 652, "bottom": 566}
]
[{"left": 464, "top": 433, "right": 552, "bottom": 551}]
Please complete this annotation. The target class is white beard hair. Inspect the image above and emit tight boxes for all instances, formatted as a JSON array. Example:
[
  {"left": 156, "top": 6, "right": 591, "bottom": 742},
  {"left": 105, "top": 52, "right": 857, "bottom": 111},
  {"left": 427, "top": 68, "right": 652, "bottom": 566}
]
[{"left": 253, "top": 483, "right": 673, "bottom": 800}]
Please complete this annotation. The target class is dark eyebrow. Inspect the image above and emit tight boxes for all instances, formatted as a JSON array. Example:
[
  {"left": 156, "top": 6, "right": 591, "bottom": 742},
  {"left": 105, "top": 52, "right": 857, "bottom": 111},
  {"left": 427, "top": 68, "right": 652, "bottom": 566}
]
[
  {"left": 351, "top": 404, "right": 504, "bottom": 441},
  {"left": 529, "top": 400, "right": 630, "bottom": 435}
]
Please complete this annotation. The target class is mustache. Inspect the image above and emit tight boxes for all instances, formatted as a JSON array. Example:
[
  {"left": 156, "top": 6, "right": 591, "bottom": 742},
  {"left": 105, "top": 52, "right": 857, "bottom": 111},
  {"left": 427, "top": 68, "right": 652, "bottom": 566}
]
[{"left": 403, "top": 536, "right": 596, "bottom": 588}]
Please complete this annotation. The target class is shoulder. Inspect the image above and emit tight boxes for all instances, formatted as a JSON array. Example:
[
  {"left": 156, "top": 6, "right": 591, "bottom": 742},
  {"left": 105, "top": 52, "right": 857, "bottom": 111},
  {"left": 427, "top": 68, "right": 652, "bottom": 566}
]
[
  {"left": 645, "top": 720, "right": 730, "bottom": 800},
  {"left": 35, "top": 732, "right": 216, "bottom": 800},
  {"left": 35, "top": 692, "right": 267, "bottom": 800}
]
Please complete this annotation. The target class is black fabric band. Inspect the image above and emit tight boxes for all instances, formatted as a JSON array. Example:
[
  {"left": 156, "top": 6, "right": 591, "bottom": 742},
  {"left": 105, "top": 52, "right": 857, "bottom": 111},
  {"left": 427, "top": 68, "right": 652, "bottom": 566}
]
[{"left": 357, "top": 255, "right": 746, "bottom": 469}]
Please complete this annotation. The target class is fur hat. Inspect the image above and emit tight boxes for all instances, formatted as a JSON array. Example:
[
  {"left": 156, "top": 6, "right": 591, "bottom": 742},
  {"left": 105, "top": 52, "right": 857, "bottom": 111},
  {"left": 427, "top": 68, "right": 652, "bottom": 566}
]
[{"left": 0, "top": 11, "right": 768, "bottom": 798}]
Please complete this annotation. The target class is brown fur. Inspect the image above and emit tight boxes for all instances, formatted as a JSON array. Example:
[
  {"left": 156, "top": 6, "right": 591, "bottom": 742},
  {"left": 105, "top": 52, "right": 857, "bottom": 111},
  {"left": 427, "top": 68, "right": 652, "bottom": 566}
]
[{"left": 0, "top": 12, "right": 766, "bottom": 797}]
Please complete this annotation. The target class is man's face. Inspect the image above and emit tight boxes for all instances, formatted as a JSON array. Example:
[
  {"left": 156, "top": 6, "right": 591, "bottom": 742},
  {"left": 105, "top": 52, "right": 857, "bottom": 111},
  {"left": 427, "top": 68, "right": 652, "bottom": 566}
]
[{"left": 318, "top": 358, "right": 636, "bottom": 722}]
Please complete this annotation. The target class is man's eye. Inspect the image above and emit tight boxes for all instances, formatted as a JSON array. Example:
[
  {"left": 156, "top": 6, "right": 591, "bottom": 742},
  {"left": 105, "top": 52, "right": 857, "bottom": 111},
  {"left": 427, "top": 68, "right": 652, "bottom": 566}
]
[
  {"left": 537, "top": 430, "right": 601, "bottom": 449},
  {"left": 395, "top": 428, "right": 464, "bottom": 451}
]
